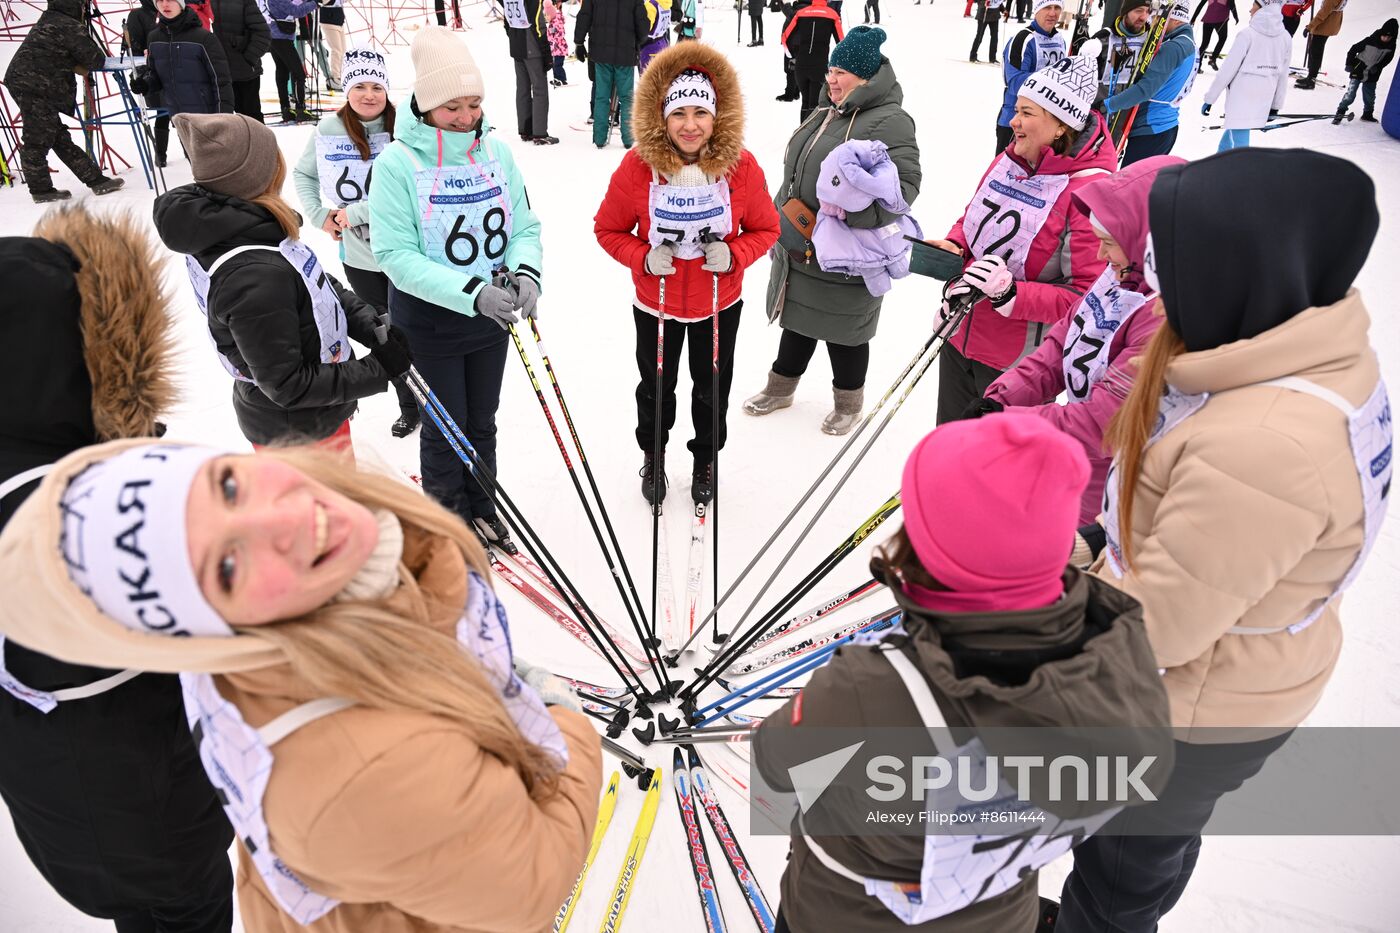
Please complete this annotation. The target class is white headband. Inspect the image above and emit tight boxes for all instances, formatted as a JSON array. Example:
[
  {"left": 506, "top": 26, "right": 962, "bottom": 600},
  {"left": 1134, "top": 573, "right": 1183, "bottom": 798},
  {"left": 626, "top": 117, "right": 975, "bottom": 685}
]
[
  {"left": 663, "top": 69, "right": 717, "bottom": 119},
  {"left": 342, "top": 47, "right": 390, "bottom": 92},
  {"left": 61, "top": 444, "right": 233, "bottom": 639}
]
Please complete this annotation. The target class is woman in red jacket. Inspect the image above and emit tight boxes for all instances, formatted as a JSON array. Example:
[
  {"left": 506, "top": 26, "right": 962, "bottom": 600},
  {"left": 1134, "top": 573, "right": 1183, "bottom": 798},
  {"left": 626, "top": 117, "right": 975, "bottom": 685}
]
[
  {"left": 594, "top": 41, "right": 779, "bottom": 506},
  {"left": 928, "top": 43, "right": 1117, "bottom": 425}
]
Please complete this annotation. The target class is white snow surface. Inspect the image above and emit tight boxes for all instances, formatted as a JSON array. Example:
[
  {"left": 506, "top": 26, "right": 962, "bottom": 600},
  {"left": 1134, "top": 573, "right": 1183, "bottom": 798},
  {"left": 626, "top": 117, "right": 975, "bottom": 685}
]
[{"left": 3, "top": 0, "right": 1400, "bottom": 930}]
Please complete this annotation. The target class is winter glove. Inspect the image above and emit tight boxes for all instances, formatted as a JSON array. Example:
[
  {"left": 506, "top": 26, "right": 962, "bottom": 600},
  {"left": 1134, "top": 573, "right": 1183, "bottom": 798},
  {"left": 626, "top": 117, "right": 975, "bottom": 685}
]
[
  {"left": 960, "top": 397, "right": 1004, "bottom": 420},
  {"left": 700, "top": 239, "right": 732, "bottom": 273},
  {"left": 960, "top": 255, "right": 1017, "bottom": 314},
  {"left": 512, "top": 657, "right": 581, "bottom": 713},
  {"left": 474, "top": 284, "right": 520, "bottom": 329},
  {"left": 1071, "top": 521, "right": 1106, "bottom": 568},
  {"left": 937, "top": 278, "right": 975, "bottom": 330},
  {"left": 574, "top": 43, "right": 587, "bottom": 62},
  {"left": 513, "top": 274, "right": 542, "bottom": 319},
  {"left": 370, "top": 324, "right": 414, "bottom": 379},
  {"left": 645, "top": 242, "right": 677, "bottom": 276},
  {"left": 1201, "top": 102, "right": 1211, "bottom": 116},
  {"left": 818, "top": 200, "right": 847, "bottom": 220}
]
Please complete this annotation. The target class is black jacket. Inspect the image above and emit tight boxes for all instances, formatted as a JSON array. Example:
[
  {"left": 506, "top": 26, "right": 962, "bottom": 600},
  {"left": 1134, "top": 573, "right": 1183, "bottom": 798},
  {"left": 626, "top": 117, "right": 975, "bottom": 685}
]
[
  {"left": 0, "top": 218, "right": 233, "bottom": 922},
  {"left": 139, "top": 8, "right": 235, "bottom": 115},
  {"left": 506, "top": 0, "right": 552, "bottom": 60},
  {"left": 152, "top": 186, "right": 391, "bottom": 445},
  {"left": 1345, "top": 19, "right": 1396, "bottom": 82},
  {"left": 574, "top": 0, "right": 649, "bottom": 67},
  {"left": 783, "top": 0, "right": 842, "bottom": 76},
  {"left": 2, "top": 0, "right": 105, "bottom": 106},
  {"left": 208, "top": 0, "right": 270, "bottom": 82}
]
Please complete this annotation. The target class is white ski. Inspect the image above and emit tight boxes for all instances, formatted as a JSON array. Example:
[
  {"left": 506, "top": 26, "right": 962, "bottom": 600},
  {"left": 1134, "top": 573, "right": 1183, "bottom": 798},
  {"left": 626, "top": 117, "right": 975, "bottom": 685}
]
[
  {"left": 682, "top": 502, "right": 709, "bottom": 649},
  {"left": 656, "top": 506, "right": 681, "bottom": 654}
]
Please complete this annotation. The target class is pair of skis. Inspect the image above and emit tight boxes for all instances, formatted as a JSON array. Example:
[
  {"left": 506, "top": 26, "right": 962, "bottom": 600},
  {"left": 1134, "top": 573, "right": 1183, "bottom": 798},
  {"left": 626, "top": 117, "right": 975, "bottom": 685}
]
[
  {"left": 557, "top": 768, "right": 664, "bottom": 933},
  {"left": 658, "top": 500, "right": 715, "bottom": 656}
]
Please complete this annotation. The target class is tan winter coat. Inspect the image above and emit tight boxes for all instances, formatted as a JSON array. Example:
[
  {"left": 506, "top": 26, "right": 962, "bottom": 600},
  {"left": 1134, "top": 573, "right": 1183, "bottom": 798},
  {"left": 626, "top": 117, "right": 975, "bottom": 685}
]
[
  {"left": 0, "top": 440, "right": 603, "bottom": 933},
  {"left": 1307, "top": 0, "right": 1344, "bottom": 37},
  {"left": 1097, "top": 292, "right": 1380, "bottom": 735}
]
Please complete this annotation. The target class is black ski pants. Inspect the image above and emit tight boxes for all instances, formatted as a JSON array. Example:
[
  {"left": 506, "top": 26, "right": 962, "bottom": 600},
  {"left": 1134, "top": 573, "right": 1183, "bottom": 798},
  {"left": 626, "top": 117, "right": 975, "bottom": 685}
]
[
  {"left": 231, "top": 78, "right": 263, "bottom": 122},
  {"left": 632, "top": 302, "right": 742, "bottom": 465},
  {"left": 1120, "top": 125, "right": 1179, "bottom": 167},
  {"left": 1057, "top": 731, "right": 1293, "bottom": 933},
  {"left": 12, "top": 91, "right": 106, "bottom": 193},
  {"left": 269, "top": 38, "right": 305, "bottom": 115},
  {"left": 343, "top": 265, "right": 418, "bottom": 420},
  {"left": 772, "top": 328, "right": 870, "bottom": 391},
  {"left": 935, "top": 341, "right": 1004, "bottom": 425},
  {"left": 750, "top": 6, "right": 764, "bottom": 41},
  {"left": 995, "top": 122, "right": 1014, "bottom": 154},
  {"left": 153, "top": 114, "right": 171, "bottom": 160},
  {"left": 864, "top": 0, "right": 880, "bottom": 23},
  {"left": 797, "top": 71, "right": 824, "bottom": 122},
  {"left": 1015, "top": 0, "right": 1029, "bottom": 19},
  {"left": 971, "top": 11, "right": 1001, "bottom": 60},
  {"left": 1305, "top": 33, "right": 1329, "bottom": 80},
  {"left": 1199, "top": 21, "right": 1228, "bottom": 64}
]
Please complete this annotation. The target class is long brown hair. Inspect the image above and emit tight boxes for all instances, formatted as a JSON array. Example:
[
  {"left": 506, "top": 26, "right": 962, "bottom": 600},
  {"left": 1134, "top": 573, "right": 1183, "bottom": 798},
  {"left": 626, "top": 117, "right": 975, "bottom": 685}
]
[
  {"left": 871, "top": 526, "right": 947, "bottom": 593},
  {"left": 249, "top": 152, "right": 302, "bottom": 240},
  {"left": 1102, "top": 305, "right": 1187, "bottom": 570},
  {"left": 245, "top": 448, "right": 564, "bottom": 799},
  {"left": 338, "top": 99, "right": 396, "bottom": 161}
]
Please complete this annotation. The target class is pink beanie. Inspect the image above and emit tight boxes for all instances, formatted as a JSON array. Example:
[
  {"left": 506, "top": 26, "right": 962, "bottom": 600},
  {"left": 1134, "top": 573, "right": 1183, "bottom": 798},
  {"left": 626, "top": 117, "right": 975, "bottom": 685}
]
[{"left": 900, "top": 414, "right": 1089, "bottom": 612}]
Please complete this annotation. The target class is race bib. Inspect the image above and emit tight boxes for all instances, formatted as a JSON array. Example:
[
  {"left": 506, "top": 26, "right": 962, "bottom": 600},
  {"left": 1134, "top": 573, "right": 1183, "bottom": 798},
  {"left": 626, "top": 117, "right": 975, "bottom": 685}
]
[
  {"left": 648, "top": 0, "right": 672, "bottom": 39},
  {"left": 315, "top": 132, "right": 390, "bottom": 206},
  {"left": 964, "top": 155, "right": 1070, "bottom": 279},
  {"left": 1060, "top": 267, "right": 1148, "bottom": 403},
  {"left": 417, "top": 160, "right": 512, "bottom": 282},
  {"left": 503, "top": 0, "right": 529, "bottom": 27},
  {"left": 647, "top": 179, "right": 732, "bottom": 261}
]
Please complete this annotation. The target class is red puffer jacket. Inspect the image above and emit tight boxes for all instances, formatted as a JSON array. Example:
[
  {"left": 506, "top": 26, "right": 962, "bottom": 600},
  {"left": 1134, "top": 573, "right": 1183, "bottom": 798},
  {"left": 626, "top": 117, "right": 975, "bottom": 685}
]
[
  {"left": 944, "top": 110, "right": 1118, "bottom": 372},
  {"left": 594, "top": 147, "right": 779, "bottom": 320}
]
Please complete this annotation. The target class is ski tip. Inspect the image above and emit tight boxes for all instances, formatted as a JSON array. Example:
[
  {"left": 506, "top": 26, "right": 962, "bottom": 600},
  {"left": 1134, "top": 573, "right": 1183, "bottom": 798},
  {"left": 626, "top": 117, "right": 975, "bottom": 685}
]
[
  {"left": 672, "top": 745, "right": 685, "bottom": 769},
  {"left": 632, "top": 721, "right": 657, "bottom": 745},
  {"left": 686, "top": 745, "right": 702, "bottom": 769}
]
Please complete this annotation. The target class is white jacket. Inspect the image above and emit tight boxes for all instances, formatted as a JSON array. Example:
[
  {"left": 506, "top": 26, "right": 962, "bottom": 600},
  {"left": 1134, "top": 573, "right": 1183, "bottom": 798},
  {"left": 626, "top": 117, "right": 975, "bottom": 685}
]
[{"left": 1205, "top": 4, "right": 1293, "bottom": 129}]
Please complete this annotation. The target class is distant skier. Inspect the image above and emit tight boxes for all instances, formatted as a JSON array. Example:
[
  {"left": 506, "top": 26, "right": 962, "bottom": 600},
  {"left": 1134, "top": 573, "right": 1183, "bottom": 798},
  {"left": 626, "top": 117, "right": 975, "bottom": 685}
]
[
  {"left": 1200, "top": 0, "right": 1291, "bottom": 151},
  {"left": 1333, "top": 17, "right": 1396, "bottom": 123},
  {"left": 1102, "top": 0, "right": 1198, "bottom": 165}
]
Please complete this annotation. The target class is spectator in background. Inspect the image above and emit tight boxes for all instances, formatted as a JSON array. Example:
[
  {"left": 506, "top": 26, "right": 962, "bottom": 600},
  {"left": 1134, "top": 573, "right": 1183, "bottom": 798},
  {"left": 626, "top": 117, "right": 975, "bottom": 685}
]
[
  {"left": 1281, "top": 0, "right": 1310, "bottom": 35},
  {"left": 1192, "top": 0, "right": 1238, "bottom": 71},
  {"left": 574, "top": 0, "right": 649, "bottom": 148},
  {"left": 546, "top": 0, "right": 569, "bottom": 85},
  {"left": 319, "top": 0, "right": 348, "bottom": 90},
  {"left": 1104, "top": 0, "right": 1197, "bottom": 165},
  {"left": 971, "top": 0, "right": 1010, "bottom": 63},
  {"left": 1334, "top": 18, "right": 1396, "bottom": 123},
  {"left": 209, "top": 0, "right": 271, "bottom": 121},
  {"left": 782, "top": 0, "right": 845, "bottom": 121},
  {"left": 266, "top": 0, "right": 318, "bottom": 121},
  {"left": 675, "top": 0, "right": 703, "bottom": 41},
  {"left": 776, "top": 0, "right": 801, "bottom": 100},
  {"left": 640, "top": 0, "right": 672, "bottom": 69},
  {"left": 1295, "top": 0, "right": 1344, "bottom": 88},
  {"left": 3, "top": 0, "right": 125, "bottom": 202},
  {"left": 1201, "top": 0, "right": 1290, "bottom": 151},
  {"left": 749, "top": 0, "right": 766, "bottom": 44},
  {"left": 506, "top": 0, "right": 557, "bottom": 143},
  {"left": 135, "top": 0, "right": 235, "bottom": 167}
]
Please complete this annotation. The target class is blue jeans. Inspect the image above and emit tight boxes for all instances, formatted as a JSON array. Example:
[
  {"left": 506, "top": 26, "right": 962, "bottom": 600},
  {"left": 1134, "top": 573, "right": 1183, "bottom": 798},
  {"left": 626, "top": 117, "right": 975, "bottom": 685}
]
[
  {"left": 1337, "top": 77, "right": 1377, "bottom": 115},
  {"left": 1217, "top": 128, "right": 1250, "bottom": 151}
]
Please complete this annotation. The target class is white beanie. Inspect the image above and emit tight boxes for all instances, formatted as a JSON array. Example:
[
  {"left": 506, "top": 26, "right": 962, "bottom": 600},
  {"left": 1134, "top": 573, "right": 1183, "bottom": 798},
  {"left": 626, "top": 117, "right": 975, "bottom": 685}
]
[
  {"left": 663, "top": 69, "right": 718, "bottom": 119},
  {"left": 1165, "top": 0, "right": 1192, "bottom": 21},
  {"left": 341, "top": 47, "right": 389, "bottom": 92},
  {"left": 411, "top": 26, "right": 485, "bottom": 111},
  {"left": 1017, "top": 39, "right": 1101, "bottom": 132},
  {"left": 1032, "top": 0, "right": 1062, "bottom": 13},
  {"left": 60, "top": 445, "right": 233, "bottom": 640}
]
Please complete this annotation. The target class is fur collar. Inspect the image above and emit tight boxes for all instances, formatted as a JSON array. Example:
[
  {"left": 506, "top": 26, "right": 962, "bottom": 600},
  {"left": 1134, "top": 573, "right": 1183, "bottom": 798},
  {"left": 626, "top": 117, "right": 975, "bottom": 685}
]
[{"left": 632, "top": 42, "right": 745, "bottom": 179}]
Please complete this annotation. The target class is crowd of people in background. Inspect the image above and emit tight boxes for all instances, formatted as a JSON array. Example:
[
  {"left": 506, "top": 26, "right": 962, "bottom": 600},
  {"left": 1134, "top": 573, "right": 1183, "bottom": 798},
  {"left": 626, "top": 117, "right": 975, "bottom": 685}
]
[{"left": 0, "top": 2, "right": 1394, "bottom": 933}]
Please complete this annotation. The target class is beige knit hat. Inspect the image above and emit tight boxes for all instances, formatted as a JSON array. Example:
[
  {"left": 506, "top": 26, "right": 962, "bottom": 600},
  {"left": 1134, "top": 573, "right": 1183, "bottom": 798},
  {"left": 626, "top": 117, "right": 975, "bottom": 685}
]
[
  {"left": 172, "top": 113, "right": 280, "bottom": 201},
  {"left": 412, "top": 26, "right": 485, "bottom": 112}
]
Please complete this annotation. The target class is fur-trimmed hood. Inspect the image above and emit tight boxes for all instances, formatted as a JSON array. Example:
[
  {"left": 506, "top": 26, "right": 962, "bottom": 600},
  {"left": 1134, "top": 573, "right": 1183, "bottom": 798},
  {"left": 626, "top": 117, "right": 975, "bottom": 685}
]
[{"left": 632, "top": 41, "right": 745, "bottom": 178}]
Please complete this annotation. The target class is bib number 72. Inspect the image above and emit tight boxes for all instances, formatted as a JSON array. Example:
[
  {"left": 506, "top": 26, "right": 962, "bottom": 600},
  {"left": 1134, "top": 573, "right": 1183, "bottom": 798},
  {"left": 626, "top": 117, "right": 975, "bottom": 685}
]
[
  {"left": 970, "top": 198, "right": 1022, "bottom": 260},
  {"left": 444, "top": 207, "right": 509, "bottom": 267}
]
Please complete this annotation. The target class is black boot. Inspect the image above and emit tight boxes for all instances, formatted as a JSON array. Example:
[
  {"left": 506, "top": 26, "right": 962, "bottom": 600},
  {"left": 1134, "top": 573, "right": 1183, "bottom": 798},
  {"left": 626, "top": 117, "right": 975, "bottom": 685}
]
[
  {"left": 90, "top": 177, "right": 125, "bottom": 196},
  {"left": 640, "top": 450, "right": 667, "bottom": 506},
  {"left": 1361, "top": 111, "right": 1378, "bottom": 122},
  {"left": 391, "top": 411, "right": 420, "bottom": 438},
  {"left": 692, "top": 459, "right": 714, "bottom": 505},
  {"left": 30, "top": 188, "right": 72, "bottom": 204},
  {"left": 472, "top": 516, "right": 517, "bottom": 555}
]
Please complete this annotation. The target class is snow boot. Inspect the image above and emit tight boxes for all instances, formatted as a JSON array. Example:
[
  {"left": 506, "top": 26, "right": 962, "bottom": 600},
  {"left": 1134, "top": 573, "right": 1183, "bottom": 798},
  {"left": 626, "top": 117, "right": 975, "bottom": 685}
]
[
  {"left": 391, "top": 411, "right": 420, "bottom": 438},
  {"left": 1294, "top": 76, "right": 1316, "bottom": 89},
  {"left": 641, "top": 450, "right": 667, "bottom": 506},
  {"left": 1361, "top": 111, "right": 1378, "bottom": 122},
  {"left": 742, "top": 370, "right": 799, "bottom": 416},
  {"left": 533, "top": 135, "right": 561, "bottom": 145},
  {"left": 472, "top": 516, "right": 517, "bottom": 555},
  {"left": 31, "top": 188, "right": 72, "bottom": 204},
  {"left": 821, "top": 386, "right": 864, "bottom": 436},
  {"left": 90, "top": 177, "right": 125, "bottom": 196},
  {"left": 1333, "top": 110, "right": 1347, "bottom": 124},
  {"left": 692, "top": 459, "right": 714, "bottom": 505}
]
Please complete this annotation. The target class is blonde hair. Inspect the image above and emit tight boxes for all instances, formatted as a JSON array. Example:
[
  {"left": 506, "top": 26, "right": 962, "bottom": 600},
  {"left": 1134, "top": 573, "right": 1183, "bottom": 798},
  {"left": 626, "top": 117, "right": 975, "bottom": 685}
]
[
  {"left": 245, "top": 447, "right": 563, "bottom": 799},
  {"left": 249, "top": 152, "right": 303, "bottom": 241},
  {"left": 1102, "top": 305, "right": 1187, "bottom": 571}
]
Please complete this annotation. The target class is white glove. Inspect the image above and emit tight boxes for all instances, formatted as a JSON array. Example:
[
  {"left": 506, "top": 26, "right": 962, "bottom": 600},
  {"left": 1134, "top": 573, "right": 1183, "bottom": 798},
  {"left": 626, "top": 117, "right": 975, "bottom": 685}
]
[
  {"left": 512, "top": 657, "right": 581, "bottom": 713},
  {"left": 701, "top": 239, "right": 732, "bottom": 273},
  {"left": 959, "top": 255, "right": 1017, "bottom": 315},
  {"left": 645, "top": 242, "right": 677, "bottom": 276}
]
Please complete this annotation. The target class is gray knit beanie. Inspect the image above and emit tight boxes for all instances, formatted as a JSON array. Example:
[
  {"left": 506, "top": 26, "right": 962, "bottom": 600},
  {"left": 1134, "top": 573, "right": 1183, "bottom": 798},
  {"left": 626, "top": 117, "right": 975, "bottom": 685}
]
[{"left": 173, "top": 113, "right": 280, "bottom": 202}]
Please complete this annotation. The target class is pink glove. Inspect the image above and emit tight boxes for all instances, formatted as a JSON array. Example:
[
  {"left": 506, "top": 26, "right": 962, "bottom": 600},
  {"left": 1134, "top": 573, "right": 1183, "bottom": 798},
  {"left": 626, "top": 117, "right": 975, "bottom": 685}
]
[
  {"left": 818, "top": 200, "right": 847, "bottom": 220},
  {"left": 959, "top": 255, "right": 1017, "bottom": 316}
]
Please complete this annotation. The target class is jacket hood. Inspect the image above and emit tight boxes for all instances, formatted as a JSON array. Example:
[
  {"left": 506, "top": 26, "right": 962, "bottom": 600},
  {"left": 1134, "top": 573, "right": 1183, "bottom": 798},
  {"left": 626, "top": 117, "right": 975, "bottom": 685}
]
[
  {"left": 1071, "top": 155, "right": 1186, "bottom": 292},
  {"left": 891, "top": 570, "right": 1174, "bottom": 816},
  {"left": 48, "top": 0, "right": 85, "bottom": 18},
  {"left": 157, "top": 6, "right": 203, "bottom": 30},
  {"left": 399, "top": 99, "right": 496, "bottom": 155},
  {"left": 1249, "top": 3, "right": 1285, "bottom": 37},
  {"left": 1009, "top": 108, "right": 1119, "bottom": 178},
  {"left": 1150, "top": 148, "right": 1378, "bottom": 352},
  {"left": 152, "top": 184, "right": 289, "bottom": 259},
  {"left": 1370, "top": 19, "right": 1397, "bottom": 44},
  {"left": 2, "top": 206, "right": 176, "bottom": 493},
  {"left": 633, "top": 41, "right": 744, "bottom": 178}
]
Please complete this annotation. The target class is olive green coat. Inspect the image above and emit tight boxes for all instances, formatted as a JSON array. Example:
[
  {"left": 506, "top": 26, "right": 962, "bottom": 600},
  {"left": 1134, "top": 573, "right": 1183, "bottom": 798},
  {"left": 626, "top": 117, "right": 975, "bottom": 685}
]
[{"left": 765, "top": 59, "right": 921, "bottom": 347}]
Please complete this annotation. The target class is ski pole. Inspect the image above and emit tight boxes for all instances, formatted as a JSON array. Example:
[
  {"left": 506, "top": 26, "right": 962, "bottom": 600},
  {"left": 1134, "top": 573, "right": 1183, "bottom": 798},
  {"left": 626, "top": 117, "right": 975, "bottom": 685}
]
[
  {"left": 506, "top": 320, "right": 672, "bottom": 697},
  {"left": 652, "top": 272, "right": 668, "bottom": 652},
  {"left": 401, "top": 366, "right": 654, "bottom": 706},
  {"left": 691, "top": 646, "right": 836, "bottom": 728},
  {"left": 709, "top": 261, "right": 722, "bottom": 648},
  {"left": 676, "top": 293, "right": 970, "bottom": 665}
]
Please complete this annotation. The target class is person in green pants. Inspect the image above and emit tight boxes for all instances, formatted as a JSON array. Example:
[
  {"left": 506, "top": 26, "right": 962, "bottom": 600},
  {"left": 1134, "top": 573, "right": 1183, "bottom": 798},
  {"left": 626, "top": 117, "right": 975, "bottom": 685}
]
[{"left": 575, "top": 0, "right": 650, "bottom": 148}]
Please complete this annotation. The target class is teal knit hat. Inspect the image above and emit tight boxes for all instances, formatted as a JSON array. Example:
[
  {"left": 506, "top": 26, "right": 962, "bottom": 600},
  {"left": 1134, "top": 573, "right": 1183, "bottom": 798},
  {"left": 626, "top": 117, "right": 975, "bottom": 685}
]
[{"left": 829, "top": 26, "right": 887, "bottom": 79}]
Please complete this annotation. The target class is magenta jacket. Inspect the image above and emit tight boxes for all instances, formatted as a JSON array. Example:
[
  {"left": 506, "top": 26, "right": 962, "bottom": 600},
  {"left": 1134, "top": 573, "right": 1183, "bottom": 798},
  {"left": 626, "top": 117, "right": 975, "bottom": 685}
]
[
  {"left": 984, "top": 155, "right": 1186, "bottom": 524},
  {"left": 944, "top": 110, "right": 1119, "bottom": 372}
]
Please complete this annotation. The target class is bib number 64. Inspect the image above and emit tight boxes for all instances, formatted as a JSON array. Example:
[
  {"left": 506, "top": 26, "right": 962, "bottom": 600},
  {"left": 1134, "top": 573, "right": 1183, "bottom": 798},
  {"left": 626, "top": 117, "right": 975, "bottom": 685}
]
[{"left": 444, "top": 207, "right": 509, "bottom": 267}]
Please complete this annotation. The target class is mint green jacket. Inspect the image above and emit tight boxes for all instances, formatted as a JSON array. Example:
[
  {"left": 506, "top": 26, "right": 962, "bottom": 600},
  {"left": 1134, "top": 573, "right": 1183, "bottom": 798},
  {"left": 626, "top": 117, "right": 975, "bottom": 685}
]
[
  {"left": 368, "top": 104, "right": 543, "bottom": 316},
  {"left": 292, "top": 110, "right": 389, "bottom": 273}
]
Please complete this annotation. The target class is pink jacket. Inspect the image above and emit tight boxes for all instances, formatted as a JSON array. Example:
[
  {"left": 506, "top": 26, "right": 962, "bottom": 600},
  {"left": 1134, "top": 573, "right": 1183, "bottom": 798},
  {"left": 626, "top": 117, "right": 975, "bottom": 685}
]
[
  {"left": 944, "top": 111, "right": 1118, "bottom": 372},
  {"left": 984, "top": 155, "right": 1186, "bottom": 524}
]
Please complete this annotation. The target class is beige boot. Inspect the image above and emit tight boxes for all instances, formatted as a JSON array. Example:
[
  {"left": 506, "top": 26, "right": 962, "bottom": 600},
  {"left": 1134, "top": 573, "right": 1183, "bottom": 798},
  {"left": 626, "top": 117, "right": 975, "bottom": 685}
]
[
  {"left": 743, "top": 370, "right": 800, "bottom": 416},
  {"left": 821, "top": 386, "right": 864, "bottom": 435}
]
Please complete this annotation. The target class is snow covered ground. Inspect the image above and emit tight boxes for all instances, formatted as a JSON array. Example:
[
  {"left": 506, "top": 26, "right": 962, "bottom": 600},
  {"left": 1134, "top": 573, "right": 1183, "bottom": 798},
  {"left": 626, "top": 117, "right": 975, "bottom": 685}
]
[{"left": 3, "top": 0, "right": 1399, "bottom": 929}]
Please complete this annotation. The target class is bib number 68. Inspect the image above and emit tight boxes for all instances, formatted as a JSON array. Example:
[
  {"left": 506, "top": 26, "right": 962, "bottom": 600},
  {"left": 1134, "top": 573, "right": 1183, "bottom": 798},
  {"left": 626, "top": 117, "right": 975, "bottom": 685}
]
[{"left": 444, "top": 207, "right": 509, "bottom": 267}]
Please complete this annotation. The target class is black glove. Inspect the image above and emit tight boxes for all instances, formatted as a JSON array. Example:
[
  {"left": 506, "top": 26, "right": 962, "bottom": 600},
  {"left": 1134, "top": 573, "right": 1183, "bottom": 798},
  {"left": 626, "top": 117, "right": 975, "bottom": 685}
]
[
  {"left": 371, "top": 324, "right": 414, "bottom": 379},
  {"left": 1269, "top": 108, "right": 1279, "bottom": 120},
  {"left": 574, "top": 43, "right": 587, "bottom": 63},
  {"left": 959, "top": 397, "right": 1004, "bottom": 420}
]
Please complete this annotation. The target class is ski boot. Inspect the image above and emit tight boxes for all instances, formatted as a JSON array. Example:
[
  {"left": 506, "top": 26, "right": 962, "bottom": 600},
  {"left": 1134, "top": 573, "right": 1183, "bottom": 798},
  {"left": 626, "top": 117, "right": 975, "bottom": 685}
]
[
  {"left": 533, "top": 135, "right": 561, "bottom": 145},
  {"left": 391, "top": 411, "right": 420, "bottom": 438},
  {"left": 821, "top": 386, "right": 864, "bottom": 436},
  {"left": 295, "top": 109, "right": 318, "bottom": 123},
  {"left": 641, "top": 450, "right": 667, "bottom": 506},
  {"left": 692, "top": 460, "right": 714, "bottom": 505},
  {"left": 1294, "top": 76, "right": 1316, "bottom": 90},
  {"left": 90, "top": 177, "right": 125, "bottom": 196},
  {"left": 1361, "top": 111, "right": 1378, "bottom": 123},
  {"left": 742, "top": 370, "right": 799, "bottom": 416},
  {"left": 473, "top": 516, "right": 518, "bottom": 555},
  {"left": 31, "top": 188, "right": 72, "bottom": 204}
]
